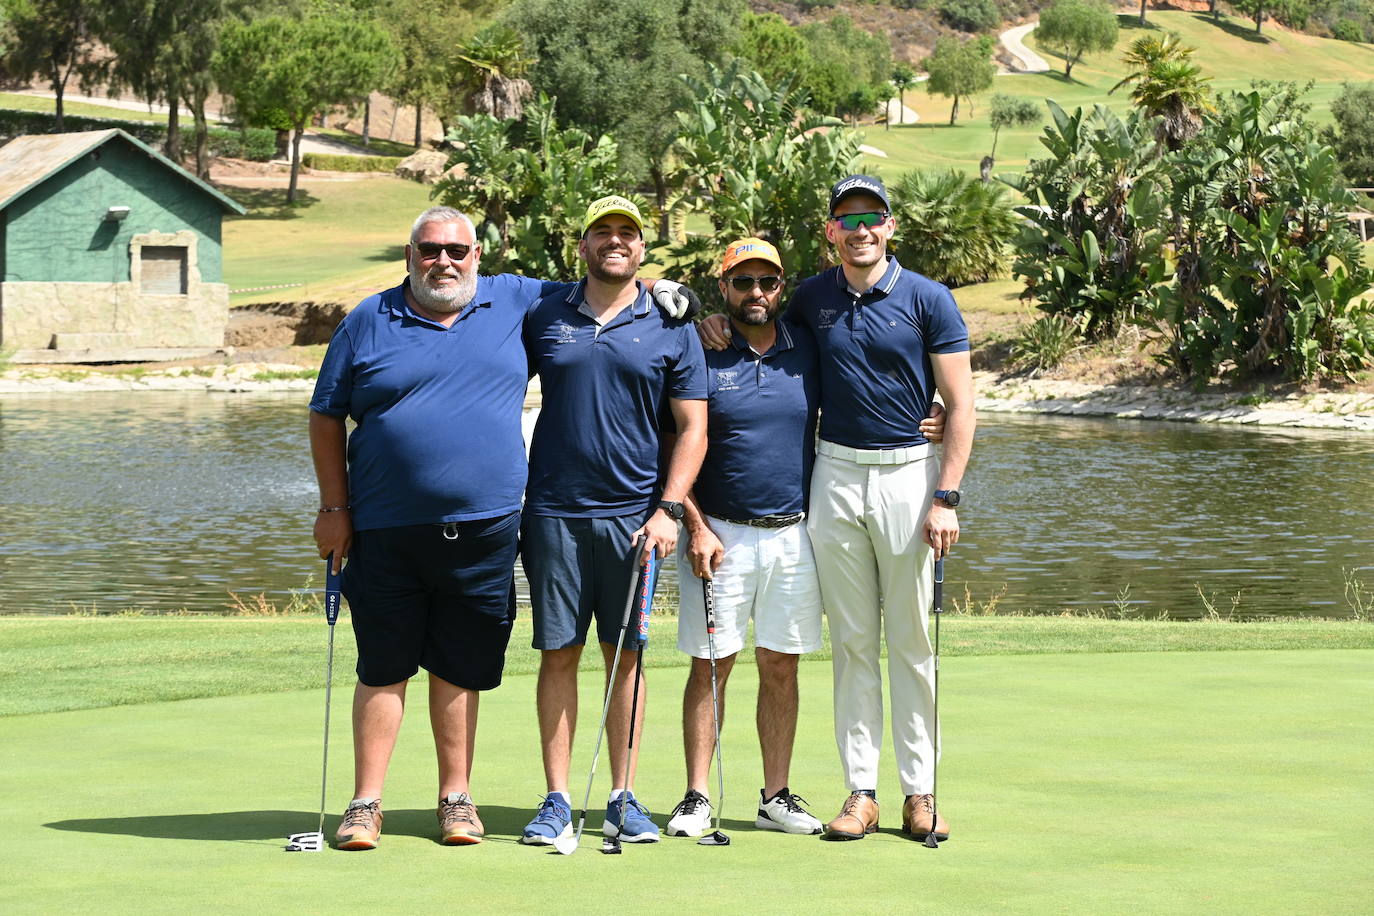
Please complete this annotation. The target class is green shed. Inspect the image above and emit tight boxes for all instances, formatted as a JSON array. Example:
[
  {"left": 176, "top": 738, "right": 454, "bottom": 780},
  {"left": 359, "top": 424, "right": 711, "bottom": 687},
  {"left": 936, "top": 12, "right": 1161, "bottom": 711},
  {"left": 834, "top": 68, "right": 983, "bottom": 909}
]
[{"left": 0, "top": 128, "right": 245, "bottom": 362}]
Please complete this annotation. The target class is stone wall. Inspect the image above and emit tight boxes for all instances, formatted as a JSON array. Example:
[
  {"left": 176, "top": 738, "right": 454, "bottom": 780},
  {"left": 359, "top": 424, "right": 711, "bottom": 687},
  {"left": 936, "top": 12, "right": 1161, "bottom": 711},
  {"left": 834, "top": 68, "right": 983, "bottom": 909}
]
[{"left": 0, "top": 278, "right": 228, "bottom": 350}]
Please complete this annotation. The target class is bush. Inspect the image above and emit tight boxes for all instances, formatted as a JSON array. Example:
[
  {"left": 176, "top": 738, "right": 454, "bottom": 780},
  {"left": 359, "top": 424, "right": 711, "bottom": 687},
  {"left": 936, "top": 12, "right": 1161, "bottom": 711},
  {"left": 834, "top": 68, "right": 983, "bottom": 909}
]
[
  {"left": 888, "top": 169, "right": 1018, "bottom": 288},
  {"left": 1011, "top": 314, "right": 1078, "bottom": 371},
  {"left": 1332, "top": 19, "right": 1368, "bottom": 41},
  {"left": 301, "top": 153, "right": 404, "bottom": 172},
  {"left": 206, "top": 128, "right": 277, "bottom": 162},
  {"left": 0, "top": 108, "right": 165, "bottom": 146},
  {"left": 938, "top": 0, "right": 1000, "bottom": 32}
]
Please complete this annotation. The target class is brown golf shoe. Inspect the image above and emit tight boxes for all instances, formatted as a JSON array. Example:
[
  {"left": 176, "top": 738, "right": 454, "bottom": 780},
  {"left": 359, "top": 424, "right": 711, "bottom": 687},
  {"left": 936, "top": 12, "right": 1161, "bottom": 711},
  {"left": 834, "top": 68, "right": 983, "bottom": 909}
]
[
  {"left": 901, "top": 794, "right": 950, "bottom": 842},
  {"left": 823, "top": 793, "right": 879, "bottom": 840},
  {"left": 438, "top": 792, "right": 485, "bottom": 845},
  {"left": 335, "top": 798, "right": 382, "bottom": 850}
]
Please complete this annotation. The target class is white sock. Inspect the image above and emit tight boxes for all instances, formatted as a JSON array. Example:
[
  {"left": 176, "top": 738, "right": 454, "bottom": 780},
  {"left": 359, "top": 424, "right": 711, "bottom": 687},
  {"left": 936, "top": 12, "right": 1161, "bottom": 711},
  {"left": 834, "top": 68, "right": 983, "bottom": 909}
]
[
  {"left": 550, "top": 791, "right": 571, "bottom": 805},
  {"left": 609, "top": 789, "right": 630, "bottom": 802}
]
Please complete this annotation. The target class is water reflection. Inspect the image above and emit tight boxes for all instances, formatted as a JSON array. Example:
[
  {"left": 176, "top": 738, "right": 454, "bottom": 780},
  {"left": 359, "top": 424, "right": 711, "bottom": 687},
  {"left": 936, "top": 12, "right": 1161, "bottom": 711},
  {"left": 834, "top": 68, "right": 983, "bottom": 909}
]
[{"left": 1, "top": 393, "right": 1370, "bottom": 617}]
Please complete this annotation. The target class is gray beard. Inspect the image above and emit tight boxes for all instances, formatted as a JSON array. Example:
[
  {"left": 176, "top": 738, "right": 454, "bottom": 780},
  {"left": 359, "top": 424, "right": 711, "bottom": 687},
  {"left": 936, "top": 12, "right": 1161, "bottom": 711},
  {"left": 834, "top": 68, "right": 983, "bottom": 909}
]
[{"left": 409, "top": 266, "right": 477, "bottom": 313}]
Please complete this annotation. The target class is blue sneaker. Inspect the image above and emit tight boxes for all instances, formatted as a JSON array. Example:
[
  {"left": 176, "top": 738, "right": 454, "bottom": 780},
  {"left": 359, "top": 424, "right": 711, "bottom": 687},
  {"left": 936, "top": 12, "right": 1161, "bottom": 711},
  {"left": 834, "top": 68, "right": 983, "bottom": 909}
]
[
  {"left": 521, "top": 794, "right": 573, "bottom": 846},
  {"left": 602, "top": 791, "right": 660, "bottom": 843}
]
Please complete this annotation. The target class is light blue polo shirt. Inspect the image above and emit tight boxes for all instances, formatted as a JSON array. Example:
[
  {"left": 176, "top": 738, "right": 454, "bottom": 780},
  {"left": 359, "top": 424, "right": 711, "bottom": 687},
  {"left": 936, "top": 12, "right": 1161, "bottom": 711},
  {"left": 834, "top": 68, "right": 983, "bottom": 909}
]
[
  {"left": 524, "top": 280, "right": 708, "bottom": 518},
  {"left": 310, "top": 275, "right": 567, "bottom": 530},
  {"left": 694, "top": 322, "right": 819, "bottom": 519},
  {"left": 786, "top": 256, "right": 968, "bottom": 449}
]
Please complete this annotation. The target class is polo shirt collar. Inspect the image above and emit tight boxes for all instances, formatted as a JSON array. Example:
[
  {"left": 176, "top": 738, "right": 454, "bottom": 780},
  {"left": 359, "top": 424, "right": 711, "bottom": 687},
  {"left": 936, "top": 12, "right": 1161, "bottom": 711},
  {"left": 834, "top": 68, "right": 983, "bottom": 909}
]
[
  {"left": 832, "top": 255, "right": 903, "bottom": 298},
  {"left": 565, "top": 279, "right": 652, "bottom": 319},
  {"left": 387, "top": 277, "right": 491, "bottom": 327},
  {"left": 729, "top": 319, "right": 795, "bottom": 357}
]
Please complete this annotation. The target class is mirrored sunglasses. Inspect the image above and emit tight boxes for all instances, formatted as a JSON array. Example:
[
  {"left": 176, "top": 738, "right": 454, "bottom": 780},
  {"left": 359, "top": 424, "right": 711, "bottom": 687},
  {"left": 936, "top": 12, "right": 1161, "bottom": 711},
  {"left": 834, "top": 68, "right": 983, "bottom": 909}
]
[
  {"left": 830, "top": 211, "right": 889, "bottom": 231},
  {"left": 728, "top": 274, "right": 782, "bottom": 293}
]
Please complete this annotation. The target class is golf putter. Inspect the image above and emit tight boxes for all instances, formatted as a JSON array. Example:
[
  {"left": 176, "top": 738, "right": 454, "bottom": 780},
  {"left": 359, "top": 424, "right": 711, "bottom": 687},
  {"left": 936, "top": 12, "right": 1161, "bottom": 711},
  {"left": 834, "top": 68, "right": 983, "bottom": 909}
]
[
  {"left": 555, "top": 546, "right": 648, "bottom": 856},
  {"left": 698, "top": 577, "right": 730, "bottom": 847},
  {"left": 604, "top": 547, "right": 659, "bottom": 855},
  {"left": 923, "top": 556, "right": 944, "bottom": 849},
  {"left": 286, "top": 558, "right": 343, "bottom": 852}
]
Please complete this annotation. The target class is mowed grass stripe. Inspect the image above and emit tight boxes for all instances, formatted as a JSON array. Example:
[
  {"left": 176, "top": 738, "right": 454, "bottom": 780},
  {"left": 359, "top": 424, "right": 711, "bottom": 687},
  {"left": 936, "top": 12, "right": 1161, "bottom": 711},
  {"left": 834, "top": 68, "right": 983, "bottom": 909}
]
[
  {"left": 4, "top": 650, "right": 1370, "bottom": 913},
  {"left": 4, "top": 614, "right": 1373, "bottom": 716}
]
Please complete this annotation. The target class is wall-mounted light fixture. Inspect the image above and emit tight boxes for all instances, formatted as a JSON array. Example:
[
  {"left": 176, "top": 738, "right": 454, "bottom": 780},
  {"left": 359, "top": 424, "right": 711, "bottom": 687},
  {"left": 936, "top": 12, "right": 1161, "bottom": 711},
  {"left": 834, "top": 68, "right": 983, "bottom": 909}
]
[{"left": 104, "top": 205, "right": 130, "bottom": 222}]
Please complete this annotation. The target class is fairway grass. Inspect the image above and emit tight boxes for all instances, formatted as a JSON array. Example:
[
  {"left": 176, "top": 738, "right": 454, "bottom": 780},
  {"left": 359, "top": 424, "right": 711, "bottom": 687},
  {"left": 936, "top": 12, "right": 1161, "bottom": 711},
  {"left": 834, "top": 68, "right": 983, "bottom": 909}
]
[{"left": 5, "top": 649, "right": 1371, "bottom": 913}]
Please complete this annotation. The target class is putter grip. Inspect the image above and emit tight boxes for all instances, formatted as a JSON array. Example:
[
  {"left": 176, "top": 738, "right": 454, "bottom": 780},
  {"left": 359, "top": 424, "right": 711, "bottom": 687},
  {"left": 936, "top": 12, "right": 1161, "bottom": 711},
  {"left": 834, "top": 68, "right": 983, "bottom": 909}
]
[
  {"left": 933, "top": 558, "right": 944, "bottom": 614},
  {"left": 325, "top": 558, "right": 342, "bottom": 626},
  {"left": 635, "top": 548, "right": 657, "bottom": 645},
  {"left": 702, "top": 578, "right": 717, "bottom": 633}
]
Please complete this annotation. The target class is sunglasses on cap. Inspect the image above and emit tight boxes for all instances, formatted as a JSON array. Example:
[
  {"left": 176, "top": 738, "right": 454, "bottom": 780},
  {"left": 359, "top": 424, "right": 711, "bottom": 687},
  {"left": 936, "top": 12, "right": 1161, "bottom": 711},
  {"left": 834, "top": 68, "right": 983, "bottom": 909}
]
[
  {"left": 727, "top": 274, "right": 783, "bottom": 293},
  {"left": 829, "top": 211, "right": 889, "bottom": 231},
  {"left": 414, "top": 242, "right": 472, "bottom": 261}
]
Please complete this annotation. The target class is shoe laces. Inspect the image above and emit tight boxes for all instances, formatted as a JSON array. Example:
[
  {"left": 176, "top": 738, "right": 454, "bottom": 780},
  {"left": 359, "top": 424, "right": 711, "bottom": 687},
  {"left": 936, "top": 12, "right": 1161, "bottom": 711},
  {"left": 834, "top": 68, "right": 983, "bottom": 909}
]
[
  {"left": 342, "top": 799, "right": 379, "bottom": 829},
  {"left": 840, "top": 793, "right": 868, "bottom": 817},
  {"left": 535, "top": 794, "right": 568, "bottom": 820},
  {"left": 440, "top": 793, "right": 477, "bottom": 823},
  {"left": 913, "top": 794, "right": 935, "bottom": 814},
  {"left": 615, "top": 794, "right": 651, "bottom": 818},
  {"left": 777, "top": 791, "right": 811, "bottom": 815},
  {"left": 671, "top": 790, "right": 711, "bottom": 817}
]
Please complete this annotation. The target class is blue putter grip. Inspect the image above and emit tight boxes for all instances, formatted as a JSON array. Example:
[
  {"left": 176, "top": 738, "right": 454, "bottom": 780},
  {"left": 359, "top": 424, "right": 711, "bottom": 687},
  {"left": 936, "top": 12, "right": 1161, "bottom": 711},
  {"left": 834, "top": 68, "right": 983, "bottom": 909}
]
[
  {"left": 933, "top": 557, "right": 944, "bottom": 615},
  {"left": 324, "top": 558, "right": 342, "bottom": 626},
  {"left": 635, "top": 548, "right": 658, "bottom": 645}
]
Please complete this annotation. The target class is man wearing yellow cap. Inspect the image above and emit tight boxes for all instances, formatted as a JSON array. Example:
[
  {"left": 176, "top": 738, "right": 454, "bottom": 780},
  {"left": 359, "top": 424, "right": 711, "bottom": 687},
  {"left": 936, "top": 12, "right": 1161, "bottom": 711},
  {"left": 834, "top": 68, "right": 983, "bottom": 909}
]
[{"left": 520, "top": 196, "right": 709, "bottom": 845}]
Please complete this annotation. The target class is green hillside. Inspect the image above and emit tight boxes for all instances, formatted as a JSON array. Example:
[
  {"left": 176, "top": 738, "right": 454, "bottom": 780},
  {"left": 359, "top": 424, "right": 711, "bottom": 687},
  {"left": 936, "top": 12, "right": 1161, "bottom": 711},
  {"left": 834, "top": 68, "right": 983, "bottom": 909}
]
[{"left": 861, "top": 11, "right": 1374, "bottom": 177}]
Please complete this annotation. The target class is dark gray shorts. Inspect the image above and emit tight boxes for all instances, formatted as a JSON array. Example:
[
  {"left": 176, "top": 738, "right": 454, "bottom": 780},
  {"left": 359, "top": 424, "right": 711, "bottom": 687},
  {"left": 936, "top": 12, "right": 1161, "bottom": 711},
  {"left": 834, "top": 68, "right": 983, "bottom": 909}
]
[{"left": 521, "top": 513, "right": 645, "bottom": 649}]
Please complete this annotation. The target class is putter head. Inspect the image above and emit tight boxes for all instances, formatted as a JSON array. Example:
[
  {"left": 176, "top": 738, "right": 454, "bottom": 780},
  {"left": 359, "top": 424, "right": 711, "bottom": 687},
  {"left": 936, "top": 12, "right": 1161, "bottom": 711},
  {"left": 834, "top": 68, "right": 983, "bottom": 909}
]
[
  {"left": 922, "top": 833, "right": 941, "bottom": 849},
  {"left": 697, "top": 830, "right": 731, "bottom": 846},
  {"left": 285, "top": 831, "right": 325, "bottom": 852},
  {"left": 600, "top": 836, "right": 622, "bottom": 855}
]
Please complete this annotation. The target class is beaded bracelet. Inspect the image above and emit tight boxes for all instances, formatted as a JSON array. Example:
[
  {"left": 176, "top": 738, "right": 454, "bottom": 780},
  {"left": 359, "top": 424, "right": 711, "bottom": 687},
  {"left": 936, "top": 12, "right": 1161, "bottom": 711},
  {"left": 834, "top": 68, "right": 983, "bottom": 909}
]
[{"left": 318, "top": 505, "right": 350, "bottom": 513}]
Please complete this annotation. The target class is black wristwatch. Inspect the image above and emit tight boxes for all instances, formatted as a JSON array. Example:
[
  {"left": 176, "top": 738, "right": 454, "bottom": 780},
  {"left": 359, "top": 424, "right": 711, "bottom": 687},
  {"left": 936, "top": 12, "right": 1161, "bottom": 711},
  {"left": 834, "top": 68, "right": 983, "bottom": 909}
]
[
  {"left": 933, "top": 489, "right": 961, "bottom": 508},
  {"left": 658, "top": 500, "right": 686, "bottom": 521}
]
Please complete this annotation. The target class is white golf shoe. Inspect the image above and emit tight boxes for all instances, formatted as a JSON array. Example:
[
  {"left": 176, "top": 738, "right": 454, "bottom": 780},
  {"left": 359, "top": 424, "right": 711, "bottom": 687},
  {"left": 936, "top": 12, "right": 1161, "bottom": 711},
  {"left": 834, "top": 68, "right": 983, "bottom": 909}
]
[
  {"left": 666, "top": 789, "right": 713, "bottom": 837},
  {"left": 756, "top": 789, "right": 823, "bottom": 835}
]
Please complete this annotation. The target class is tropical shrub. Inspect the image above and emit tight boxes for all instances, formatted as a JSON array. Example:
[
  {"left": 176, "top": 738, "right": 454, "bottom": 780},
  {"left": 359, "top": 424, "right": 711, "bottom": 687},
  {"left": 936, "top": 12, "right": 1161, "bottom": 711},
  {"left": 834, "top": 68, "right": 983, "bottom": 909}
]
[
  {"left": 1011, "top": 314, "right": 1079, "bottom": 371},
  {"left": 888, "top": 169, "right": 1018, "bottom": 287},
  {"left": 1323, "top": 81, "right": 1374, "bottom": 186},
  {"left": 1002, "top": 101, "right": 1171, "bottom": 340},
  {"left": 938, "top": 0, "right": 1000, "bottom": 32}
]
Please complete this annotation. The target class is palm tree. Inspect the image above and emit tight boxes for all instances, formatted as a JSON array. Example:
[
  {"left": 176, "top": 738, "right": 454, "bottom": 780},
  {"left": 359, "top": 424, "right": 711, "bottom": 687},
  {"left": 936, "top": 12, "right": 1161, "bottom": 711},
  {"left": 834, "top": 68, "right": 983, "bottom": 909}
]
[
  {"left": 455, "top": 26, "right": 533, "bottom": 121},
  {"left": 1110, "top": 33, "right": 1212, "bottom": 149},
  {"left": 891, "top": 64, "right": 917, "bottom": 127}
]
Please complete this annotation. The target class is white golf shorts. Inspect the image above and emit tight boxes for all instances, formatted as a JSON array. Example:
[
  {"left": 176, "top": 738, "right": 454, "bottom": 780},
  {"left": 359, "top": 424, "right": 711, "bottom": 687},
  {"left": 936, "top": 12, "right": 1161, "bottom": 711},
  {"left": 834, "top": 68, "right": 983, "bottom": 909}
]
[{"left": 676, "top": 515, "right": 824, "bottom": 659}]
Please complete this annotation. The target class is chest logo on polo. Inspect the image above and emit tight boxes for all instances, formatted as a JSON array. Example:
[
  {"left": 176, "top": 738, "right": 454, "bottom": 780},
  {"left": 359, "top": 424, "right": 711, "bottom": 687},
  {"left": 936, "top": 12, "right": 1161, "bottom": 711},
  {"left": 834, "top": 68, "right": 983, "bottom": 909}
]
[
  {"left": 715, "top": 369, "right": 740, "bottom": 391},
  {"left": 817, "top": 308, "right": 839, "bottom": 329},
  {"left": 555, "top": 322, "right": 577, "bottom": 344}
]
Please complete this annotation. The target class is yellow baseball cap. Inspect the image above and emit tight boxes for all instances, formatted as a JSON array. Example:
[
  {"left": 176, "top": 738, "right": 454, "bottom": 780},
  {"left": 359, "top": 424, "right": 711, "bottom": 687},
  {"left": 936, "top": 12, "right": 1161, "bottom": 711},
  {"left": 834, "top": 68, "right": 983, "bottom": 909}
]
[
  {"left": 721, "top": 237, "right": 783, "bottom": 274},
  {"left": 582, "top": 195, "right": 644, "bottom": 235}
]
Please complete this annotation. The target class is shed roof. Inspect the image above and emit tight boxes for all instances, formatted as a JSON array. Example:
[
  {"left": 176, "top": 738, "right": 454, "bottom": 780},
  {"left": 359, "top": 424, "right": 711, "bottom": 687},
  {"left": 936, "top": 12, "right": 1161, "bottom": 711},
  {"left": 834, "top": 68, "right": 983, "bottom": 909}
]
[{"left": 0, "top": 128, "right": 245, "bottom": 214}]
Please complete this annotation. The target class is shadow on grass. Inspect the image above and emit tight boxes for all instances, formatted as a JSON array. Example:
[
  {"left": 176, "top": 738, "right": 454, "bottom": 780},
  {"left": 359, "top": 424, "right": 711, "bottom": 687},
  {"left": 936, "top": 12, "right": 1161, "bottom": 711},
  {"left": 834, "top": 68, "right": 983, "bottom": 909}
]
[
  {"left": 1118, "top": 14, "right": 1161, "bottom": 32},
  {"left": 364, "top": 244, "right": 406, "bottom": 263},
  {"left": 216, "top": 185, "right": 321, "bottom": 221},
  {"left": 45, "top": 807, "right": 769, "bottom": 845},
  {"left": 1193, "top": 13, "right": 1271, "bottom": 43}
]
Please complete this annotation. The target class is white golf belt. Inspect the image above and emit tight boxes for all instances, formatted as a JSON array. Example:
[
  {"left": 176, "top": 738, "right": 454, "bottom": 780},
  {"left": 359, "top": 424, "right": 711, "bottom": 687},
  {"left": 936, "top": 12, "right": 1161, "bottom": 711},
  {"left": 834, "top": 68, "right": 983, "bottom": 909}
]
[{"left": 816, "top": 440, "right": 933, "bottom": 465}]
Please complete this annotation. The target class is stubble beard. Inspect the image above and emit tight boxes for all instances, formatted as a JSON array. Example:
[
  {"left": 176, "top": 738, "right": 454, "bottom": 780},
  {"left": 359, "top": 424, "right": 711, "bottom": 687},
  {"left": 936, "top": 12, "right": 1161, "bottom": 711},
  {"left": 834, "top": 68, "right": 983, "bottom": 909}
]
[{"left": 586, "top": 244, "right": 640, "bottom": 284}]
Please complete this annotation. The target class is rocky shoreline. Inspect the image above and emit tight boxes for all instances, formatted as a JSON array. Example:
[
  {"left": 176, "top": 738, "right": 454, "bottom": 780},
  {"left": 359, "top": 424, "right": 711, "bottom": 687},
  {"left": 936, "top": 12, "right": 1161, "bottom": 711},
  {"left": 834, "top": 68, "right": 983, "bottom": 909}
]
[{"left": 2, "top": 364, "right": 1372, "bottom": 431}]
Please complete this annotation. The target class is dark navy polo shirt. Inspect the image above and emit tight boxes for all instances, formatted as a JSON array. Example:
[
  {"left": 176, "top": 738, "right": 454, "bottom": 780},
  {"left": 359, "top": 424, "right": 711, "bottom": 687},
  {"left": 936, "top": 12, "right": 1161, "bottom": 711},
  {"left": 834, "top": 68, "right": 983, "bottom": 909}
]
[
  {"left": 694, "top": 322, "right": 819, "bottom": 520},
  {"left": 310, "top": 274, "right": 567, "bottom": 530},
  {"left": 524, "top": 280, "right": 708, "bottom": 518},
  {"left": 786, "top": 256, "right": 968, "bottom": 449}
]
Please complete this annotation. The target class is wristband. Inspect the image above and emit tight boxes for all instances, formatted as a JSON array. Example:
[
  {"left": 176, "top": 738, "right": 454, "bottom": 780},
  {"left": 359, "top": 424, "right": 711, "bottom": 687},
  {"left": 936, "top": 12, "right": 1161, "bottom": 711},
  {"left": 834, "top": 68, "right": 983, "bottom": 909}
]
[{"left": 318, "top": 505, "right": 350, "bottom": 513}]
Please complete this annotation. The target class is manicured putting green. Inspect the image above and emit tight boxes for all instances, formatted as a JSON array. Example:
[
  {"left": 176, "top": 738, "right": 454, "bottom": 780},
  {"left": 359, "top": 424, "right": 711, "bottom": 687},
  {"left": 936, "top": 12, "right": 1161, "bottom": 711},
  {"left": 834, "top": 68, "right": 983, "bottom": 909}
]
[{"left": 6, "top": 649, "right": 1371, "bottom": 912}]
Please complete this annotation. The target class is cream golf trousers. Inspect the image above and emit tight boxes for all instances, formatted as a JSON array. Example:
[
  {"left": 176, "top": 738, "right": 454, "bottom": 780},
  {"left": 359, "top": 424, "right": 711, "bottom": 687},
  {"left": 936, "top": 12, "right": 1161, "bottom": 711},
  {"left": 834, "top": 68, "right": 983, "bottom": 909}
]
[{"left": 808, "top": 440, "right": 939, "bottom": 797}]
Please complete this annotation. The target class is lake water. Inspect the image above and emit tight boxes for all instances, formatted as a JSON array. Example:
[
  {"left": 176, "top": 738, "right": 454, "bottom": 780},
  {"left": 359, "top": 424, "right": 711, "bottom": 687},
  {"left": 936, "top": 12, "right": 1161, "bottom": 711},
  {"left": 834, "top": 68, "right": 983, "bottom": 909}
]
[{"left": 1, "top": 391, "right": 1370, "bottom": 617}]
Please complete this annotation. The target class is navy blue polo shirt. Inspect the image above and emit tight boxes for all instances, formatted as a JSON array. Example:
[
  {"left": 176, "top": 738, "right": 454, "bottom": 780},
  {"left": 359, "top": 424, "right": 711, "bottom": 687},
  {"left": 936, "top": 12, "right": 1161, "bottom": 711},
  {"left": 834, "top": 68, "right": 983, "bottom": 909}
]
[
  {"left": 524, "top": 280, "right": 708, "bottom": 518},
  {"left": 310, "top": 274, "right": 567, "bottom": 530},
  {"left": 694, "top": 322, "right": 819, "bottom": 519},
  {"left": 786, "top": 256, "right": 968, "bottom": 449}
]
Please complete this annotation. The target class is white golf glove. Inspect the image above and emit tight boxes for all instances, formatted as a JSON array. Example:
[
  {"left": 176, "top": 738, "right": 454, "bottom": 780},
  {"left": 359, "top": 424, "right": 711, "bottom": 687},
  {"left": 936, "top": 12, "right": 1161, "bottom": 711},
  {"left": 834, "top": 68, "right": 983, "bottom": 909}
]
[{"left": 653, "top": 280, "right": 701, "bottom": 320}]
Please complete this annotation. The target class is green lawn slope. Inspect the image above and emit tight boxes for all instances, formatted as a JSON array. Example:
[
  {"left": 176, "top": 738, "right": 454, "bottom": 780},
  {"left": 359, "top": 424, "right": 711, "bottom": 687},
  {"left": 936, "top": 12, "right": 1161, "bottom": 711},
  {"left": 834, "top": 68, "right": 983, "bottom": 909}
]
[
  {"left": 863, "top": 11, "right": 1374, "bottom": 177},
  {"left": 4, "top": 622, "right": 1371, "bottom": 913}
]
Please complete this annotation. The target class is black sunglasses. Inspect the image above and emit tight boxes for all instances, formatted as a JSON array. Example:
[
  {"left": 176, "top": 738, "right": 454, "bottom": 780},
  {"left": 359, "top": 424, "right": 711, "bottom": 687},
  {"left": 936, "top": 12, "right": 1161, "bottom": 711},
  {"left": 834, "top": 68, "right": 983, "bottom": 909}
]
[
  {"left": 414, "top": 242, "right": 472, "bottom": 261},
  {"left": 727, "top": 274, "right": 783, "bottom": 293}
]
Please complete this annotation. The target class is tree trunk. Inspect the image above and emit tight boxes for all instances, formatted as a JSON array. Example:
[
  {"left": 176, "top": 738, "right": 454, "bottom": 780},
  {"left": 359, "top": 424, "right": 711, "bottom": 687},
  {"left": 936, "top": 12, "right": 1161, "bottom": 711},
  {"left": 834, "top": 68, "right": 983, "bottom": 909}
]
[
  {"left": 165, "top": 90, "right": 182, "bottom": 164},
  {"left": 414, "top": 103, "right": 422, "bottom": 148},
  {"left": 1210, "top": 0, "right": 1220, "bottom": 20},
  {"left": 651, "top": 163, "right": 669, "bottom": 237},
  {"left": 1139, "top": 0, "right": 1147, "bottom": 25},
  {"left": 950, "top": 96, "right": 959, "bottom": 126},
  {"left": 288, "top": 125, "right": 304, "bottom": 204},
  {"left": 990, "top": 127, "right": 1000, "bottom": 160},
  {"left": 899, "top": 89, "right": 905, "bottom": 125},
  {"left": 362, "top": 97, "right": 371, "bottom": 148},
  {"left": 192, "top": 91, "right": 210, "bottom": 179},
  {"left": 1065, "top": 55, "right": 1075, "bottom": 79},
  {"left": 51, "top": 66, "right": 67, "bottom": 132}
]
